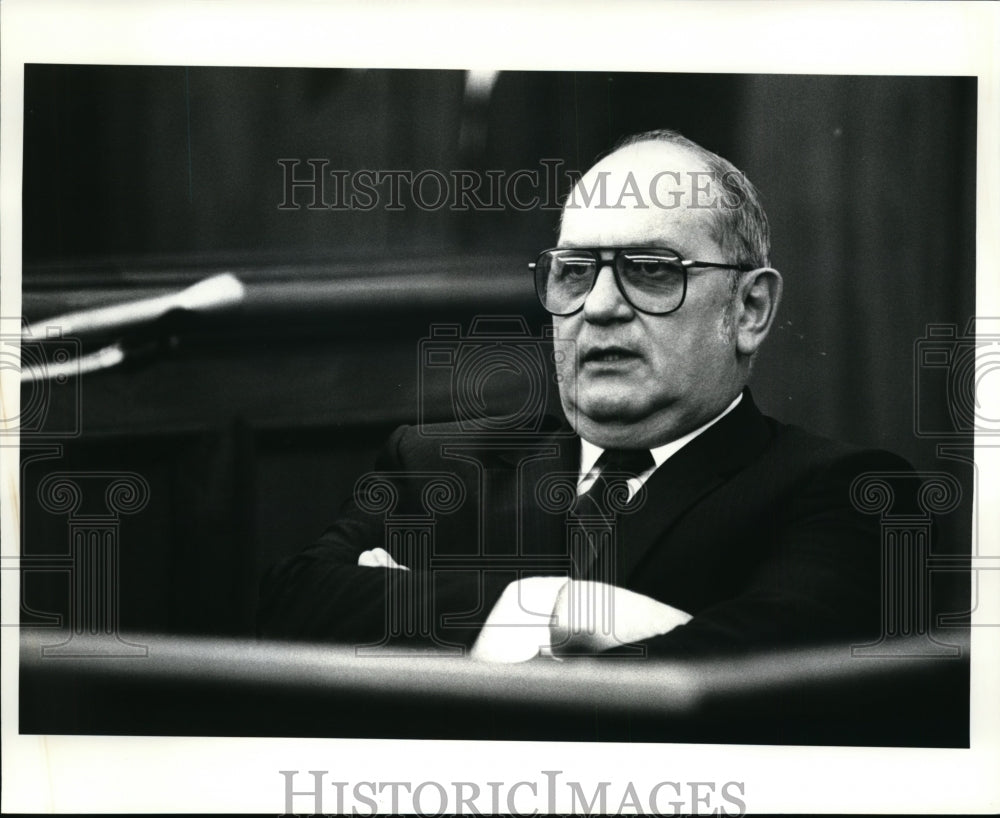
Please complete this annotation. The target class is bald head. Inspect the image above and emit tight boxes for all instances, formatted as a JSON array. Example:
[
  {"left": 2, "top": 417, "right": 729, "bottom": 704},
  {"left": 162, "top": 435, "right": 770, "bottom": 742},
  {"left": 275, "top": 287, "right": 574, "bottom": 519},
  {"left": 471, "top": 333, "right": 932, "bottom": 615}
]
[{"left": 561, "top": 131, "right": 771, "bottom": 270}]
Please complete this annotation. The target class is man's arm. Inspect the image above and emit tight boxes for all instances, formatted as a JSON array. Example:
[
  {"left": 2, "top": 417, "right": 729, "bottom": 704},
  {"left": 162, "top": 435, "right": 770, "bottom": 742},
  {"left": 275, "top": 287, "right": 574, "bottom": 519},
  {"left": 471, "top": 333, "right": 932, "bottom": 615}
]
[
  {"left": 538, "top": 448, "right": 905, "bottom": 659},
  {"left": 547, "top": 580, "right": 693, "bottom": 656},
  {"left": 256, "top": 426, "right": 508, "bottom": 650},
  {"left": 617, "top": 448, "right": 901, "bottom": 657}
]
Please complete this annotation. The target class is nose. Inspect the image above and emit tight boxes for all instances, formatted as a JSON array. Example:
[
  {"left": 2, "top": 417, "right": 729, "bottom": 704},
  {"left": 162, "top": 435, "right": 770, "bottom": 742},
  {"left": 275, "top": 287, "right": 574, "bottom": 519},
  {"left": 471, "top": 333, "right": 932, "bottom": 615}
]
[{"left": 582, "top": 263, "right": 634, "bottom": 323}]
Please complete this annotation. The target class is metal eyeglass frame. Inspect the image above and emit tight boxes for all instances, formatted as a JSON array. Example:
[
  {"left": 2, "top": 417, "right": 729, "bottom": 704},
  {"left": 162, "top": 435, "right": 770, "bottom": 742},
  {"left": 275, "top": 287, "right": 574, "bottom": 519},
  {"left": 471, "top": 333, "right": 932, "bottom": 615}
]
[{"left": 529, "top": 246, "right": 755, "bottom": 316}]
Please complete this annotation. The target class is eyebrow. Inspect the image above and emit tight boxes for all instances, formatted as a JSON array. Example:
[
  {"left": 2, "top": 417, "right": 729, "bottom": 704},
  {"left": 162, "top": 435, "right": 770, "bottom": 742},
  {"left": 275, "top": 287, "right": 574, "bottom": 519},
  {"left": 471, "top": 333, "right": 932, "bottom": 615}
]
[{"left": 556, "top": 243, "right": 688, "bottom": 257}]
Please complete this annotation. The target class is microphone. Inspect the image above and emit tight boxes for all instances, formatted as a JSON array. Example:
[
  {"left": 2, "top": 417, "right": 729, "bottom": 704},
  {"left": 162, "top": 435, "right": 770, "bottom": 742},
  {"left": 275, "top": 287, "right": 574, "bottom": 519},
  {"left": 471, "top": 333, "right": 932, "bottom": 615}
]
[
  {"left": 19, "top": 273, "right": 246, "bottom": 382},
  {"left": 22, "top": 272, "right": 246, "bottom": 339},
  {"left": 20, "top": 341, "right": 126, "bottom": 383}
]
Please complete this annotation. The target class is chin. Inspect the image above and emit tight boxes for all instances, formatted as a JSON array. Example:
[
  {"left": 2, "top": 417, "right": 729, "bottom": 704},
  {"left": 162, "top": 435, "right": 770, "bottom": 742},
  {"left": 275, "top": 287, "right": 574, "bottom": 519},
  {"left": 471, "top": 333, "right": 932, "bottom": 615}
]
[
  {"left": 574, "top": 425, "right": 641, "bottom": 449},
  {"left": 571, "top": 402, "right": 651, "bottom": 446},
  {"left": 575, "top": 384, "right": 652, "bottom": 420}
]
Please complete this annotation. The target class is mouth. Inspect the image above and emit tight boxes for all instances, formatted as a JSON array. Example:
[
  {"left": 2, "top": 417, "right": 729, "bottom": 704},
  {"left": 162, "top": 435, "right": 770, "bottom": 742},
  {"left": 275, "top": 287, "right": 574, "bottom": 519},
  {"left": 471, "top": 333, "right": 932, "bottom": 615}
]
[{"left": 581, "top": 346, "right": 642, "bottom": 365}]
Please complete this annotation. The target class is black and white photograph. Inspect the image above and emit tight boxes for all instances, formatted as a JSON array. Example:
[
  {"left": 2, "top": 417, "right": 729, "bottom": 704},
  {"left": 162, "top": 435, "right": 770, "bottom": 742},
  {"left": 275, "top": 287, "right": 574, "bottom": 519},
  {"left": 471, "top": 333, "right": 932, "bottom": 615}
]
[{"left": 2, "top": 1, "right": 998, "bottom": 814}]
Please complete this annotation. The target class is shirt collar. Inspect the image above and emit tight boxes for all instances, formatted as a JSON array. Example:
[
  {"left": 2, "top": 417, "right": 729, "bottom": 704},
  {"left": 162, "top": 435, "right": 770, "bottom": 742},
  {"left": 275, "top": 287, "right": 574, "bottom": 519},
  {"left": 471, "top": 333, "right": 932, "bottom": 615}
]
[{"left": 578, "top": 392, "right": 744, "bottom": 476}]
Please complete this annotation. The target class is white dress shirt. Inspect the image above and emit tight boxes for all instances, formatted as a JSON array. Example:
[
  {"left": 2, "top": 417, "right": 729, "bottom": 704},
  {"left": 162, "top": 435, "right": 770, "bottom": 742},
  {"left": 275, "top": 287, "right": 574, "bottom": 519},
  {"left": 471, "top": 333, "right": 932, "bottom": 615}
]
[
  {"left": 576, "top": 392, "right": 743, "bottom": 501},
  {"left": 470, "top": 393, "right": 743, "bottom": 662}
]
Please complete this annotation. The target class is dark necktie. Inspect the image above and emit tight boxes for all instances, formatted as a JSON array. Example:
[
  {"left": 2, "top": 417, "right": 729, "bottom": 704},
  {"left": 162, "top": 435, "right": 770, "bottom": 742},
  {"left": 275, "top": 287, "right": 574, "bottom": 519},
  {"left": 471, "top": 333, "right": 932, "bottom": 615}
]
[{"left": 570, "top": 448, "right": 654, "bottom": 579}]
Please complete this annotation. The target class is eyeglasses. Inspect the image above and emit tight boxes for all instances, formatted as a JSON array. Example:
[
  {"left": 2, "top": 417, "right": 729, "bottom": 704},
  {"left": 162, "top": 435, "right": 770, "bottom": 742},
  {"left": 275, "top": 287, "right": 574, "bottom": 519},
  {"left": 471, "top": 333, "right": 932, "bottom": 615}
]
[{"left": 529, "top": 247, "right": 754, "bottom": 316}]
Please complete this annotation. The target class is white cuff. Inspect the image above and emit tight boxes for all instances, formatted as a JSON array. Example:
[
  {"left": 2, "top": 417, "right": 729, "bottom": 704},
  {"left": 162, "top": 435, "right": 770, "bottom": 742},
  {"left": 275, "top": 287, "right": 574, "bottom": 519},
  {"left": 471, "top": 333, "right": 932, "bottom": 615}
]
[{"left": 470, "top": 577, "right": 568, "bottom": 663}]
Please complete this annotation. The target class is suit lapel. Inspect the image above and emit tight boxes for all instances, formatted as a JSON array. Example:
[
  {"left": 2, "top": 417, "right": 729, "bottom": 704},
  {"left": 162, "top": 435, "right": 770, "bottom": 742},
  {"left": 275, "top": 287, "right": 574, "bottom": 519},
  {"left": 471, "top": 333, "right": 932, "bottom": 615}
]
[
  {"left": 618, "top": 390, "right": 772, "bottom": 581},
  {"left": 478, "top": 394, "right": 772, "bottom": 575}
]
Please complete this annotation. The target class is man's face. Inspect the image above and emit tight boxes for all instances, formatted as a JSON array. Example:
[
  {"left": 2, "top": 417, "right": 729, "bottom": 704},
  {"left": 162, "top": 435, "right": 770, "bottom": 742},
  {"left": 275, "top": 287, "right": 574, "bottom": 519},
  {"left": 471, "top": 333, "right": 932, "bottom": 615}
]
[{"left": 554, "top": 141, "right": 745, "bottom": 449}]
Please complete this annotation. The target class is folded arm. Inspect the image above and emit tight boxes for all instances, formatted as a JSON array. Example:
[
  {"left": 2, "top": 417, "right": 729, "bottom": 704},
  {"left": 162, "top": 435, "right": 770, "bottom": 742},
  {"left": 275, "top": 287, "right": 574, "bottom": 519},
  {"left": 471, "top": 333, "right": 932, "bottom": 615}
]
[{"left": 257, "top": 427, "right": 508, "bottom": 651}]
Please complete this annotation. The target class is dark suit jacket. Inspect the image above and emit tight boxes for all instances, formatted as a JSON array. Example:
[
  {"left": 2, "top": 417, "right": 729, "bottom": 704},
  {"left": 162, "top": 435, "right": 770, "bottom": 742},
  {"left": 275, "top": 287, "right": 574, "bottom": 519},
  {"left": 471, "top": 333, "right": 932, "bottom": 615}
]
[{"left": 258, "top": 391, "right": 909, "bottom": 656}]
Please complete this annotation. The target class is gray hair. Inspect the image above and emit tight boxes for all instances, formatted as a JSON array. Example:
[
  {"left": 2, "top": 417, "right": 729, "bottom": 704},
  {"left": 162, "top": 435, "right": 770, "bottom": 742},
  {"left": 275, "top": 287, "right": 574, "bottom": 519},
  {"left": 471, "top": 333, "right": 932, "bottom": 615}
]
[{"left": 605, "top": 129, "right": 771, "bottom": 270}]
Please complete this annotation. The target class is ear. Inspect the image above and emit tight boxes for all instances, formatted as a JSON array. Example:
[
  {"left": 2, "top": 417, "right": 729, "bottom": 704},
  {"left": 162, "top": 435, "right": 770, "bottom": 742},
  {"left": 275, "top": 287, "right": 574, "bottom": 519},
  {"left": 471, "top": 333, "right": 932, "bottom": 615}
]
[{"left": 734, "top": 267, "right": 783, "bottom": 357}]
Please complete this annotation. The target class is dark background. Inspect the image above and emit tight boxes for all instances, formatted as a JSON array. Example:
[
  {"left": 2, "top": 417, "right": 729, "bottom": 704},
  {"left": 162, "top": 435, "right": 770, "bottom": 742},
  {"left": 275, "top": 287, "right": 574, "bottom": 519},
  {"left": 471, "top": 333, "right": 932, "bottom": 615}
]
[{"left": 19, "top": 66, "right": 975, "bottom": 637}]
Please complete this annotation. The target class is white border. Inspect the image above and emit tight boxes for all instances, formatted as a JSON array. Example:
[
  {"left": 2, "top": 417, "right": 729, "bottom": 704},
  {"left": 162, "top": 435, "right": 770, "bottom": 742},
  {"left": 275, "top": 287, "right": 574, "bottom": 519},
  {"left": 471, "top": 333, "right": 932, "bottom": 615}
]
[{"left": 2, "top": 0, "right": 998, "bottom": 813}]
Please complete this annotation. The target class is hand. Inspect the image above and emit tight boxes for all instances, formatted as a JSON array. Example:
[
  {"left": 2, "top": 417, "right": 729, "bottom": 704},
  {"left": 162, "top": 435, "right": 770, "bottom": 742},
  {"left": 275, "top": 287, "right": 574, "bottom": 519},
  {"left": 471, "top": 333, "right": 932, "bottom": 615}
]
[
  {"left": 357, "top": 547, "right": 409, "bottom": 570},
  {"left": 549, "top": 580, "right": 692, "bottom": 655}
]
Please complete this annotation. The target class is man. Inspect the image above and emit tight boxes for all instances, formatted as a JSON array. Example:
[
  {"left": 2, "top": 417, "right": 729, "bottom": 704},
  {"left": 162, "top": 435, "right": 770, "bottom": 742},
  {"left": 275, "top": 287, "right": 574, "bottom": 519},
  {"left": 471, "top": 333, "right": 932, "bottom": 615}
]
[{"left": 258, "top": 129, "right": 905, "bottom": 661}]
